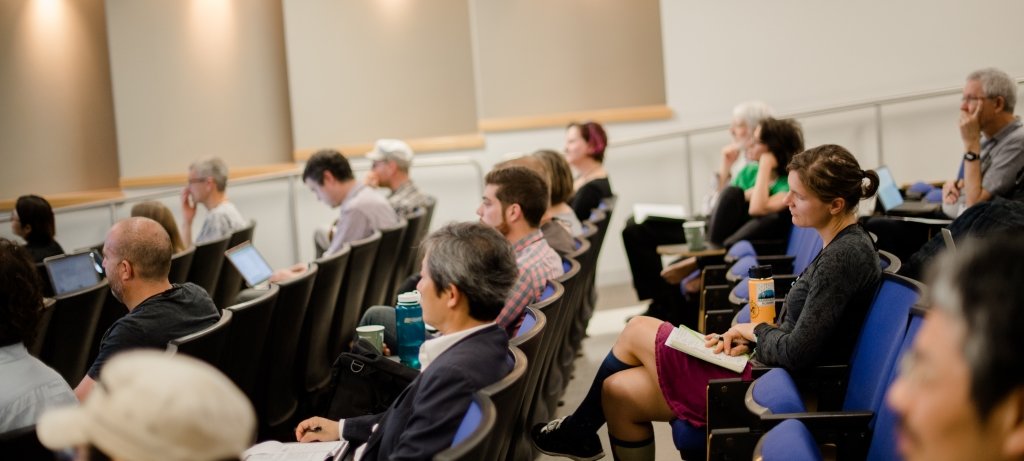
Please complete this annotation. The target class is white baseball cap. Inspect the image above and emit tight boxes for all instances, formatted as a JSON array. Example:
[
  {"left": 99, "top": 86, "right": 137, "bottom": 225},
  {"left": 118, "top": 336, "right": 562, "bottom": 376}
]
[
  {"left": 37, "top": 350, "right": 256, "bottom": 461},
  {"left": 365, "top": 139, "right": 414, "bottom": 166}
]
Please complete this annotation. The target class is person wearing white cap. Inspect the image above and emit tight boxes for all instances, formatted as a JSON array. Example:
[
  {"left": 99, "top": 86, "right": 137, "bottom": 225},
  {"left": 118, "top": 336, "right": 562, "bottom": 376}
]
[
  {"left": 364, "top": 139, "right": 433, "bottom": 218},
  {"left": 37, "top": 350, "right": 256, "bottom": 461}
]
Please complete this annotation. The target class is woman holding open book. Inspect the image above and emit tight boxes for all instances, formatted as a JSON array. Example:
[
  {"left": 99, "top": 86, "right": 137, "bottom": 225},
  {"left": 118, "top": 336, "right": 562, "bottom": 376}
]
[{"left": 531, "top": 145, "right": 882, "bottom": 461}]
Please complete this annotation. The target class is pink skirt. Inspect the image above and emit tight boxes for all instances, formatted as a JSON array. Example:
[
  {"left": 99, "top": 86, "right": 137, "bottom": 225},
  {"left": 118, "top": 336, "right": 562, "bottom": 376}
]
[{"left": 655, "top": 322, "right": 753, "bottom": 427}]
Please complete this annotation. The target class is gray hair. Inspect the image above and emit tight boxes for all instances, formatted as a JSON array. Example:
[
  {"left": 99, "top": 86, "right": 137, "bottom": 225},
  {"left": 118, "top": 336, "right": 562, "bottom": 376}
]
[
  {"left": 421, "top": 222, "right": 518, "bottom": 321},
  {"left": 926, "top": 233, "right": 1024, "bottom": 418},
  {"left": 732, "top": 101, "right": 774, "bottom": 132},
  {"left": 189, "top": 158, "right": 229, "bottom": 192},
  {"left": 968, "top": 67, "right": 1017, "bottom": 113}
]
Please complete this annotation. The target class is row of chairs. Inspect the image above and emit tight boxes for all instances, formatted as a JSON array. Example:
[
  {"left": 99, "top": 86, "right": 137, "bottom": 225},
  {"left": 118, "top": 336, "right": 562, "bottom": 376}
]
[
  {"left": 163, "top": 203, "right": 437, "bottom": 439},
  {"left": 666, "top": 271, "right": 927, "bottom": 459}
]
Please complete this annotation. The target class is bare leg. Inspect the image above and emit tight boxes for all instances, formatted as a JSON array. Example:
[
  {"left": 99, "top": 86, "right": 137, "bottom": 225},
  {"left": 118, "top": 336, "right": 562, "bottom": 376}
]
[{"left": 605, "top": 317, "right": 675, "bottom": 442}]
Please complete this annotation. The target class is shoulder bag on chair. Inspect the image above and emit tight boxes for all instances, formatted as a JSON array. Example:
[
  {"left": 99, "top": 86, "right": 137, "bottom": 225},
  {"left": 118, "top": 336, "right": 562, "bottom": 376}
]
[{"left": 325, "top": 338, "right": 420, "bottom": 419}]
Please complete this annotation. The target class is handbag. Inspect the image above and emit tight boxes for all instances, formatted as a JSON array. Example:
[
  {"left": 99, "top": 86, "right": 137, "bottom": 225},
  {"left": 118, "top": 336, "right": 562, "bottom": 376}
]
[{"left": 325, "top": 338, "right": 420, "bottom": 419}]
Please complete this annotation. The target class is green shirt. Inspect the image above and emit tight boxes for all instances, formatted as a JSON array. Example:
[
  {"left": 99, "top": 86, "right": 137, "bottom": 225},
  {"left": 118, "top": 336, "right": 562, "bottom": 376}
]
[{"left": 730, "top": 162, "right": 790, "bottom": 195}]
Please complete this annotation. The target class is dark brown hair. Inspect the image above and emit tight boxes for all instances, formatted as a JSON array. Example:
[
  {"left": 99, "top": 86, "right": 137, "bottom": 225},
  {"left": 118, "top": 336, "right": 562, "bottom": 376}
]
[
  {"left": 758, "top": 118, "right": 804, "bottom": 177},
  {"left": 484, "top": 166, "right": 549, "bottom": 228},
  {"left": 787, "top": 144, "right": 879, "bottom": 213},
  {"left": 15, "top": 195, "right": 57, "bottom": 245},
  {"left": 0, "top": 239, "right": 44, "bottom": 346}
]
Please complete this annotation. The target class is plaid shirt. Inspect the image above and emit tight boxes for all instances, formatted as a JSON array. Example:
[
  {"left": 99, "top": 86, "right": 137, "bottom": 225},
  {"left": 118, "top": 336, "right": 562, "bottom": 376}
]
[
  {"left": 388, "top": 181, "right": 433, "bottom": 217},
  {"left": 496, "top": 230, "right": 564, "bottom": 335}
]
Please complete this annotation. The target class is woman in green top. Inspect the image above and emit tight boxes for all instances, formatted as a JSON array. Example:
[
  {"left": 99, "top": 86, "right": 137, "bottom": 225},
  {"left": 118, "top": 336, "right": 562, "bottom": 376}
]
[{"left": 663, "top": 118, "right": 804, "bottom": 286}]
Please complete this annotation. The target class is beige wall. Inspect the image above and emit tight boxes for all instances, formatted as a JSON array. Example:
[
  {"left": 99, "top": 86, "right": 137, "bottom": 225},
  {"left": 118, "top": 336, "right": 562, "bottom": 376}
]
[
  {"left": 283, "top": 0, "right": 479, "bottom": 153},
  {"left": 105, "top": 0, "right": 293, "bottom": 181},
  {"left": 472, "top": 0, "right": 666, "bottom": 119},
  {"left": 0, "top": 0, "right": 119, "bottom": 198}
]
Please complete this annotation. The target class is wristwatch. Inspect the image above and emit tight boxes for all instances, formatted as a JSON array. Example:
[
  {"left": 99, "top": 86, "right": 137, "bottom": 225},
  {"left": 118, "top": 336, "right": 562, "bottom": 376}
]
[{"left": 964, "top": 151, "right": 980, "bottom": 161}]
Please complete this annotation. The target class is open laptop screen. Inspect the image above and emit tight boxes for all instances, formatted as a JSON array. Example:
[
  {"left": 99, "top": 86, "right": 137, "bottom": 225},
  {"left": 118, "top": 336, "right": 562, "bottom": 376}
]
[
  {"left": 875, "top": 166, "right": 905, "bottom": 211},
  {"left": 225, "top": 241, "right": 273, "bottom": 288},
  {"left": 44, "top": 251, "right": 101, "bottom": 296}
]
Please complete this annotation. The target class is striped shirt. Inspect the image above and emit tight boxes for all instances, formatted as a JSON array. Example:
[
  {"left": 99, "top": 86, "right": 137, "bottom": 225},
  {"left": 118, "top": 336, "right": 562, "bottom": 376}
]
[{"left": 496, "top": 230, "right": 564, "bottom": 335}]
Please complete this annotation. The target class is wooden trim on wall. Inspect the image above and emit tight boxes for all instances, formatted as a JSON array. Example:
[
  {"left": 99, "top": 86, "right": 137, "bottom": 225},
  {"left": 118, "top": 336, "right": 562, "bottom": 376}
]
[
  {"left": 478, "top": 104, "right": 674, "bottom": 133},
  {"left": 118, "top": 163, "right": 300, "bottom": 189},
  {"left": 292, "top": 132, "right": 486, "bottom": 162},
  {"left": 0, "top": 188, "right": 124, "bottom": 212}
]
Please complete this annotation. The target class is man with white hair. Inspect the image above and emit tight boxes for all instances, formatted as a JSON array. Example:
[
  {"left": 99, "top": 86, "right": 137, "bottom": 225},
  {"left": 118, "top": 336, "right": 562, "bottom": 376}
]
[
  {"left": 180, "top": 157, "right": 247, "bottom": 246},
  {"left": 941, "top": 67, "right": 1024, "bottom": 216}
]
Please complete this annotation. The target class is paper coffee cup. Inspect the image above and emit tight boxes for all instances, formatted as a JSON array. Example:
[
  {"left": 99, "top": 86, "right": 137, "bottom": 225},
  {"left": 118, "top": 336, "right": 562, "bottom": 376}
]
[
  {"left": 683, "top": 221, "right": 706, "bottom": 251},
  {"left": 356, "top": 325, "right": 385, "bottom": 353}
]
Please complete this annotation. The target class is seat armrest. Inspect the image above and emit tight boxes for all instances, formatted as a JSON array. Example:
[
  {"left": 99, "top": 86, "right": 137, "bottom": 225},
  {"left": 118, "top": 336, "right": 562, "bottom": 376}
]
[
  {"left": 703, "top": 308, "right": 738, "bottom": 334},
  {"left": 707, "top": 378, "right": 756, "bottom": 430},
  {"left": 760, "top": 411, "right": 874, "bottom": 432},
  {"left": 700, "top": 285, "right": 733, "bottom": 314},
  {"left": 755, "top": 255, "right": 796, "bottom": 275},
  {"left": 749, "top": 239, "right": 787, "bottom": 255},
  {"left": 708, "top": 427, "right": 760, "bottom": 461},
  {"left": 702, "top": 264, "right": 730, "bottom": 287}
]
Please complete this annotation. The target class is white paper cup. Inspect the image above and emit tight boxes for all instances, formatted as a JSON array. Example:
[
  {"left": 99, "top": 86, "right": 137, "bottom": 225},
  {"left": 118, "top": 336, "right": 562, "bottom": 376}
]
[{"left": 356, "top": 325, "right": 385, "bottom": 353}]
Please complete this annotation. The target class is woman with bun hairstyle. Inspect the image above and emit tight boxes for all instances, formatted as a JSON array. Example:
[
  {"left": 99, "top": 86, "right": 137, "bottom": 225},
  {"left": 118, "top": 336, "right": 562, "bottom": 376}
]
[{"left": 532, "top": 144, "right": 883, "bottom": 461}]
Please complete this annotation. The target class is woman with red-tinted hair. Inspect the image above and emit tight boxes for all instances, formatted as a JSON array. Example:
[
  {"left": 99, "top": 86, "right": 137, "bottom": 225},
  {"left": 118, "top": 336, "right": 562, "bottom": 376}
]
[{"left": 564, "top": 121, "right": 613, "bottom": 221}]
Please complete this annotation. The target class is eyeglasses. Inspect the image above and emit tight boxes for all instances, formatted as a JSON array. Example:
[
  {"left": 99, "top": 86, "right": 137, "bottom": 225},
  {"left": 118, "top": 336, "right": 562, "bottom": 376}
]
[
  {"left": 187, "top": 177, "right": 209, "bottom": 184},
  {"left": 961, "top": 95, "right": 993, "bottom": 104}
]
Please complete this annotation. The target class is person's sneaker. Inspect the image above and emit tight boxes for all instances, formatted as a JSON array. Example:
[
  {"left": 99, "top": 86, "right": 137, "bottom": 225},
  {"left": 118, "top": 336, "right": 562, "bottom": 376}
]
[{"left": 530, "top": 416, "right": 604, "bottom": 460}]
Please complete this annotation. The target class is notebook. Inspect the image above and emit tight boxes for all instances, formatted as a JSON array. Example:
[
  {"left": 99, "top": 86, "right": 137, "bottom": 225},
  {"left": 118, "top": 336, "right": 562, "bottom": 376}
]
[
  {"left": 875, "top": 166, "right": 941, "bottom": 216},
  {"left": 225, "top": 241, "right": 274, "bottom": 289},
  {"left": 44, "top": 250, "right": 101, "bottom": 296},
  {"left": 663, "top": 324, "right": 749, "bottom": 373}
]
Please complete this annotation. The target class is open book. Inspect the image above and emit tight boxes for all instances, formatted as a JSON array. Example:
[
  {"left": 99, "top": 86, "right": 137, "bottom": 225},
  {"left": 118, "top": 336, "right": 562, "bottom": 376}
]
[
  {"left": 243, "top": 440, "right": 347, "bottom": 461},
  {"left": 664, "top": 324, "right": 750, "bottom": 373}
]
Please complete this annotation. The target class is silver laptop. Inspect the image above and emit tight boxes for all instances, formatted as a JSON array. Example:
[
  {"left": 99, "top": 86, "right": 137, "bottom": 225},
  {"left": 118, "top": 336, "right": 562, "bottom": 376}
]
[
  {"left": 941, "top": 228, "right": 956, "bottom": 252},
  {"left": 225, "top": 241, "right": 273, "bottom": 289},
  {"left": 44, "top": 250, "right": 102, "bottom": 296},
  {"left": 875, "top": 166, "right": 941, "bottom": 216}
]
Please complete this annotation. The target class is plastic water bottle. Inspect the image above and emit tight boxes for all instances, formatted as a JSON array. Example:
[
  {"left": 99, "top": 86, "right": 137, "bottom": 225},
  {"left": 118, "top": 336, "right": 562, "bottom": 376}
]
[
  {"left": 748, "top": 265, "right": 776, "bottom": 325},
  {"left": 395, "top": 291, "right": 425, "bottom": 369}
]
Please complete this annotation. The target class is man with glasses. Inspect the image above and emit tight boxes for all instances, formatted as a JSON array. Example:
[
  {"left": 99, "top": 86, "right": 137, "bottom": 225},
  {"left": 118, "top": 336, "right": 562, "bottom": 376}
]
[
  {"left": 942, "top": 67, "right": 1024, "bottom": 217},
  {"left": 886, "top": 234, "right": 1024, "bottom": 461},
  {"left": 180, "top": 157, "right": 247, "bottom": 246},
  {"left": 365, "top": 139, "right": 433, "bottom": 217}
]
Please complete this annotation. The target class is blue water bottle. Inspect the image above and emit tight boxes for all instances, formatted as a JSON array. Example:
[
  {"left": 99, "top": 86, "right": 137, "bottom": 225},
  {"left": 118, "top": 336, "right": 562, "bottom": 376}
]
[{"left": 395, "top": 291, "right": 425, "bottom": 369}]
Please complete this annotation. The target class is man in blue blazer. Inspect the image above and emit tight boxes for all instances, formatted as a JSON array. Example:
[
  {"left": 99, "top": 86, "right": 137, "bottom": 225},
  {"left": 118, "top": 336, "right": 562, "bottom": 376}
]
[{"left": 294, "top": 221, "right": 519, "bottom": 460}]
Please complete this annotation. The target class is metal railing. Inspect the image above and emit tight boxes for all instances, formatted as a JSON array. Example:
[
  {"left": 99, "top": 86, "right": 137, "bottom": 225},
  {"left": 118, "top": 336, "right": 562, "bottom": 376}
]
[
  {"left": 609, "top": 79, "right": 1024, "bottom": 213},
  {"left": 1, "top": 155, "right": 484, "bottom": 263}
]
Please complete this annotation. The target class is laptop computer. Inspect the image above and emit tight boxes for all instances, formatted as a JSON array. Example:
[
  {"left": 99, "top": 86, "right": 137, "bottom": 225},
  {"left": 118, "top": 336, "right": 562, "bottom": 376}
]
[
  {"left": 941, "top": 228, "right": 956, "bottom": 252},
  {"left": 225, "top": 241, "right": 274, "bottom": 289},
  {"left": 44, "top": 250, "right": 102, "bottom": 296},
  {"left": 875, "top": 166, "right": 941, "bottom": 216}
]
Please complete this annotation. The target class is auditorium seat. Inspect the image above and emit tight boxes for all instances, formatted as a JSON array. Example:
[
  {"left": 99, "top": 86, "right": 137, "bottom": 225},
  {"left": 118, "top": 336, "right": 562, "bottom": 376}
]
[
  {"left": 166, "top": 308, "right": 233, "bottom": 370},
  {"left": 26, "top": 297, "right": 55, "bottom": 358},
  {"left": 297, "top": 244, "right": 351, "bottom": 413},
  {"left": 386, "top": 207, "right": 426, "bottom": 299},
  {"left": 168, "top": 245, "right": 196, "bottom": 284},
  {"left": 411, "top": 197, "right": 438, "bottom": 278},
  {"left": 40, "top": 279, "right": 109, "bottom": 386},
  {"left": 185, "top": 234, "right": 231, "bottom": 299},
  {"left": 213, "top": 220, "right": 257, "bottom": 308},
  {"left": 479, "top": 347, "right": 528, "bottom": 461},
  {"left": 327, "top": 230, "right": 381, "bottom": 358},
  {"left": 221, "top": 284, "right": 279, "bottom": 406},
  {"left": 434, "top": 393, "right": 497, "bottom": 461},
  {"left": 258, "top": 263, "right": 319, "bottom": 439},
  {"left": 0, "top": 425, "right": 56, "bottom": 460},
  {"left": 362, "top": 218, "right": 407, "bottom": 307},
  {"left": 506, "top": 303, "right": 556, "bottom": 461}
]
